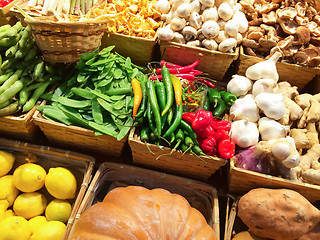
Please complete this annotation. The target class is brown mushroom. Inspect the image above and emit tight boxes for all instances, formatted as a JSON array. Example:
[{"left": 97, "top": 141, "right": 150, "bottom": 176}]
[
  {"left": 278, "top": 18, "right": 299, "bottom": 35},
  {"left": 259, "top": 38, "right": 277, "bottom": 49},
  {"left": 270, "top": 46, "right": 283, "bottom": 56},
  {"left": 259, "top": 2, "right": 279, "bottom": 15},
  {"left": 249, "top": 18, "right": 263, "bottom": 26},
  {"left": 302, "top": 48, "right": 318, "bottom": 59},
  {"left": 307, "top": 21, "right": 320, "bottom": 37},
  {"left": 248, "top": 31, "right": 264, "bottom": 41},
  {"left": 248, "top": 26, "right": 265, "bottom": 35},
  {"left": 267, "top": 27, "right": 278, "bottom": 41},
  {"left": 294, "top": 26, "right": 311, "bottom": 45},
  {"left": 263, "top": 11, "right": 277, "bottom": 25},
  {"left": 314, "top": 15, "right": 320, "bottom": 26},
  {"left": 272, "top": 0, "right": 282, "bottom": 3},
  {"left": 245, "top": 47, "right": 257, "bottom": 56},
  {"left": 242, "top": 38, "right": 260, "bottom": 49},
  {"left": 307, "top": 56, "right": 320, "bottom": 67},
  {"left": 277, "top": 7, "right": 297, "bottom": 19},
  {"left": 278, "top": 35, "right": 294, "bottom": 49},
  {"left": 295, "top": 2, "right": 307, "bottom": 17},
  {"left": 306, "top": 6, "right": 317, "bottom": 21},
  {"left": 311, "top": 36, "right": 320, "bottom": 47},
  {"left": 260, "top": 23, "right": 276, "bottom": 32},
  {"left": 293, "top": 51, "right": 309, "bottom": 64},
  {"left": 295, "top": 15, "right": 309, "bottom": 26}
]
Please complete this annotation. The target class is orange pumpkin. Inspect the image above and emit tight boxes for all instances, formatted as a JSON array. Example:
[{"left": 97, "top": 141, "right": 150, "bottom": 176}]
[{"left": 70, "top": 186, "right": 217, "bottom": 240}]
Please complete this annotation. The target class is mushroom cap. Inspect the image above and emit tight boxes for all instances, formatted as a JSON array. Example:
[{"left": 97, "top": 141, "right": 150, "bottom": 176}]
[
  {"left": 277, "top": 7, "right": 297, "bottom": 19},
  {"left": 295, "top": 26, "right": 311, "bottom": 45},
  {"left": 278, "top": 18, "right": 299, "bottom": 35},
  {"left": 202, "top": 20, "right": 220, "bottom": 39},
  {"left": 293, "top": 51, "right": 309, "bottom": 64}
]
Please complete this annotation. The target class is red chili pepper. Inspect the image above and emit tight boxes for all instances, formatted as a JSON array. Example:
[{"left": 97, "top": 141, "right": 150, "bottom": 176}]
[
  {"left": 213, "top": 128, "right": 230, "bottom": 143},
  {"left": 157, "top": 60, "right": 200, "bottom": 74},
  {"left": 182, "top": 112, "right": 196, "bottom": 126},
  {"left": 150, "top": 73, "right": 195, "bottom": 81},
  {"left": 160, "top": 60, "right": 182, "bottom": 68},
  {"left": 196, "top": 78, "right": 215, "bottom": 88},
  {"left": 199, "top": 136, "right": 217, "bottom": 156},
  {"left": 204, "top": 125, "right": 215, "bottom": 137},
  {"left": 192, "top": 110, "right": 213, "bottom": 139},
  {"left": 190, "top": 70, "right": 203, "bottom": 76},
  {"left": 218, "top": 139, "right": 235, "bottom": 159},
  {"left": 211, "top": 120, "right": 231, "bottom": 131}
]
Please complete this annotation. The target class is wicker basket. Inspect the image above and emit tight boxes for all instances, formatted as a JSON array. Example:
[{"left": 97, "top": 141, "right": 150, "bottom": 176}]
[
  {"left": 66, "top": 162, "right": 220, "bottom": 240},
  {"left": 24, "top": 16, "right": 106, "bottom": 63},
  {"left": 0, "top": 138, "right": 95, "bottom": 240},
  {"left": 33, "top": 109, "right": 128, "bottom": 158},
  {"left": 0, "top": 107, "right": 38, "bottom": 141},
  {"left": 228, "top": 157, "right": 320, "bottom": 202},
  {"left": 160, "top": 41, "right": 239, "bottom": 82},
  {"left": 237, "top": 47, "right": 320, "bottom": 90},
  {"left": 128, "top": 128, "right": 228, "bottom": 180}
]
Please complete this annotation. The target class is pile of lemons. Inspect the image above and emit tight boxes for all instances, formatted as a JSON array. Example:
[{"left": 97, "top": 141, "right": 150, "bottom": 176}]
[{"left": 0, "top": 150, "right": 78, "bottom": 240}]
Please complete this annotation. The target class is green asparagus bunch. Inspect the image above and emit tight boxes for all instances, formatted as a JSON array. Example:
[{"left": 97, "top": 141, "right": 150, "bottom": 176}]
[{"left": 0, "top": 22, "right": 61, "bottom": 117}]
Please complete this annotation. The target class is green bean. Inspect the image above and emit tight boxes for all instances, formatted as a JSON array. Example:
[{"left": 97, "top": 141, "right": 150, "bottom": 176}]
[
  {"left": 0, "top": 71, "right": 14, "bottom": 85},
  {"left": 24, "top": 46, "right": 37, "bottom": 62},
  {"left": 26, "top": 83, "right": 44, "bottom": 91},
  {"left": 19, "top": 87, "right": 29, "bottom": 106},
  {"left": 0, "top": 59, "right": 14, "bottom": 72},
  {"left": 22, "top": 82, "right": 50, "bottom": 112},
  {"left": 0, "top": 37, "right": 18, "bottom": 48},
  {"left": 0, "top": 69, "right": 23, "bottom": 95},
  {"left": 0, "top": 25, "right": 11, "bottom": 33},
  {"left": 6, "top": 22, "right": 22, "bottom": 37},
  {"left": 17, "top": 26, "right": 31, "bottom": 49},
  {"left": 0, "top": 80, "right": 24, "bottom": 105},
  {"left": 0, "top": 101, "right": 20, "bottom": 117},
  {"left": 0, "top": 100, "right": 11, "bottom": 109},
  {"left": 33, "top": 61, "right": 44, "bottom": 80},
  {"left": 5, "top": 44, "right": 18, "bottom": 58}
]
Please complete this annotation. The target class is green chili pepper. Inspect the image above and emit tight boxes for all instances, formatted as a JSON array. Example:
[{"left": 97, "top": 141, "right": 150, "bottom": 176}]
[
  {"left": 169, "top": 128, "right": 184, "bottom": 154},
  {"left": 208, "top": 88, "right": 221, "bottom": 108},
  {"left": 169, "top": 132, "right": 175, "bottom": 144},
  {"left": 161, "top": 65, "right": 174, "bottom": 117},
  {"left": 220, "top": 91, "right": 237, "bottom": 106},
  {"left": 141, "top": 126, "right": 150, "bottom": 142},
  {"left": 203, "top": 93, "right": 210, "bottom": 111},
  {"left": 179, "top": 119, "right": 198, "bottom": 145},
  {"left": 146, "top": 80, "right": 161, "bottom": 138},
  {"left": 213, "top": 98, "right": 227, "bottom": 117},
  {"left": 167, "top": 108, "right": 173, "bottom": 125},
  {"left": 147, "top": 101, "right": 156, "bottom": 133},
  {"left": 155, "top": 80, "right": 168, "bottom": 129},
  {"left": 134, "top": 80, "right": 147, "bottom": 118},
  {"left": 163, "top": 103, "right": 183, "bottom": 138}
]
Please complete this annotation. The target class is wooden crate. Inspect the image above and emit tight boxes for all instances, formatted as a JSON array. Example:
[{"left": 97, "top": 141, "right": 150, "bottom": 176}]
[
  {"left": 33, "top": 110, "right": 128, "bottom": 158},
  {"left": 67, "top": 162, "right": 220, "bottom": 240},
  {"left": 237, "top": 47, "right": 320, "bottom": 90},
  {"left": 160, "top": 41, "right": 239, "bottom": 82},
  {"left": 128, "top": 128, "right": 227, "bottom": 180},
  {"left": 0, "top": 107, "right": 38, "bottom": 141},
  {"left": 0, "top": 138, "right": 95, "bottom": 240},
  {"left": 228, "top": 157, "right": 320, "bottom": 202},
  {"left": 101, "top": 32, "right": 159, "bottom": 67}
]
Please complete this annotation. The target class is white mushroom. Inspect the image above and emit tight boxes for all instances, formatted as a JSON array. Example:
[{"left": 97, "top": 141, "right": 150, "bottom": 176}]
[
  {"left": 172, "top": 32, "right": 186, "bottom": 44},
  {"left": 236, "top": 33, "right": 243, "bottom": 44},
  {"left": 217, "top": 19, "right": 226, "bottom": 30},
  {"left": 202, "top": 7, "right": 219, "bottom": 22},
  {"left": 214, "top": 31, "right": 229, "bottom": 43},
  {"left": 190, "top": 0, "right": 201, "bottom": 13},
  {"left": 186, "top": 40, "right": 201, "bottom": 47},
  {"left": 171, "top": 0, "right": 190, "bottom": 11},
  {"left": 162, "top": 11, "right": 174, "bottom": 23},
  {"left": 202, "top": 20, "right": 220, "bottom": 39},
  {"left": 232, "top": 11, "right": 248, "bottom": 33},
  {"left": 233, "top": 3, "right": 242, "bottom": 12},
  {"left": 155, "top": 0, "right": 171, "bottom": 14},
  {"left": 177, "top": 3, "right": 192, "bottom": 18},
  {"left": 218, "top": 38, "right": 237, "bottom": 52},
  {"left": 157, "top": 27, "right": 175, "bottom": 41},
  {"left": 218, "top": 2, "right": 234, "bottom": 21},
  {"left": 182, "top": 26, "right": 198, "bottom": 41},
  {"left": 202, "top": 39, "right": 218, "bottom": 50},
  {"left": 199, "top": 0, "right": 215, "bottom": 9},
  {"left": 224, "top": 19, "right": 239, "bottom": 37},
  {"left": 170, "top": 17, "right": 187, "bottom": 31},
  {"left": 189, "top": 12, "right": 202, "bottom": 30}
]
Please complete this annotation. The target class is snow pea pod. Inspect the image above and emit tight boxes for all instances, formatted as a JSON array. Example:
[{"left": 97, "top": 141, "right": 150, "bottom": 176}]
[{"left": 58, "top": 96, "right": 91, "bottom": 109}]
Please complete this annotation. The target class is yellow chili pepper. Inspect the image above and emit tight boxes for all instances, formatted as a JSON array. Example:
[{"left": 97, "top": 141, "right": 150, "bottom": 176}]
[
  {"left": 131, "top": 78, "right": 142, "bottom": 119},
  {"left": 170, "top": 75, "right": 182, "bottom": 106}
]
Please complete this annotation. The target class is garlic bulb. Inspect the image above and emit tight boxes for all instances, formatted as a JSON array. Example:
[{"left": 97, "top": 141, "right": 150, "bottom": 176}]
[
  {"left": 227, "top": 75, "right": 252, "bottom": 97},
  {"left": 218, "top": 3, "right": 234, "bottom": 21},
  {"left": 255, "top": 93, "right": 286, "bottom": 120},
  {"left": 245, "top": 52, "right": 282, "bottom": 81},
  {"left": 230, "top": 119, "right": 259, "bottom": 148},
  {"left": 252, "top": 78, "right": 279, "bottom": 97},
  {"left": 258, "top": 117, "right": 289, "bottom": 141},
  {"left": 230, "top": 94, "right": 260, "bottom": 123}
]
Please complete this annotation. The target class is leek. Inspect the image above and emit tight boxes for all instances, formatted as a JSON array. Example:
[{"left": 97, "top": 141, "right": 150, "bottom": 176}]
[
  {"left": 70, "top": 0, "right": 76, "bottom": 14},
  {"left": 28, "top": 0, "right": 37, "bottom": 7}
]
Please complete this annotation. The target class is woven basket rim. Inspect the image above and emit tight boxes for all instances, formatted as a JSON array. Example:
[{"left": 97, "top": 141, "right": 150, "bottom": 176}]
[{"left": 25, "top": 16, "right": 108, "bottom": 27}]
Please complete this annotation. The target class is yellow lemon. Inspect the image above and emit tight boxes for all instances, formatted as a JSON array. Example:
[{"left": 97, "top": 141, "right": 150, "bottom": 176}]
[
  {"left": 29, "top": 216, "right": 48, "bottom": 235},
  {"left": 0, "top": 216, "right": 31, "bottom": 240},
  {"left": 45, "top": 199, "right": 72, "bottom": 223},
  {"left": 30, "top": 221, "right": 66, "bottom": 240},
  {"left": 5, "top": 209, "right": 15, "bottom": 218},
  {"left": 0, "top": 175, "right": 19, "bottom": 207},
  {"left": 0, "top": 151, "right": 15, "bottom": 177},
  {"left": 45, "top": 167, "right": 77, "bottom": 199},
  {"left": 13, "top": 192, "right": 47, "bottom": 219},
  {"left": 13, "top": 163, "right": 47, "bottom": 192}
]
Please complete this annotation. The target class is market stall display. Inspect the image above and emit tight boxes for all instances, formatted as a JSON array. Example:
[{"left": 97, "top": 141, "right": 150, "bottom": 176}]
[
  {"left": 67, "top": 162, "right": 220, "bottom": 239},
  {"left": 224, "top": 188, "right": 320, "bottom": 240},
  {"left": 0, "top": 138, "right": 94, "bottom": 240}
]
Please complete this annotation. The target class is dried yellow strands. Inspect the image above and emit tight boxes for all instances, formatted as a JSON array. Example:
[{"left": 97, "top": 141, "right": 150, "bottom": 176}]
[{"left": 92, "top": 0, "right": 161, "bottom": 38}]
